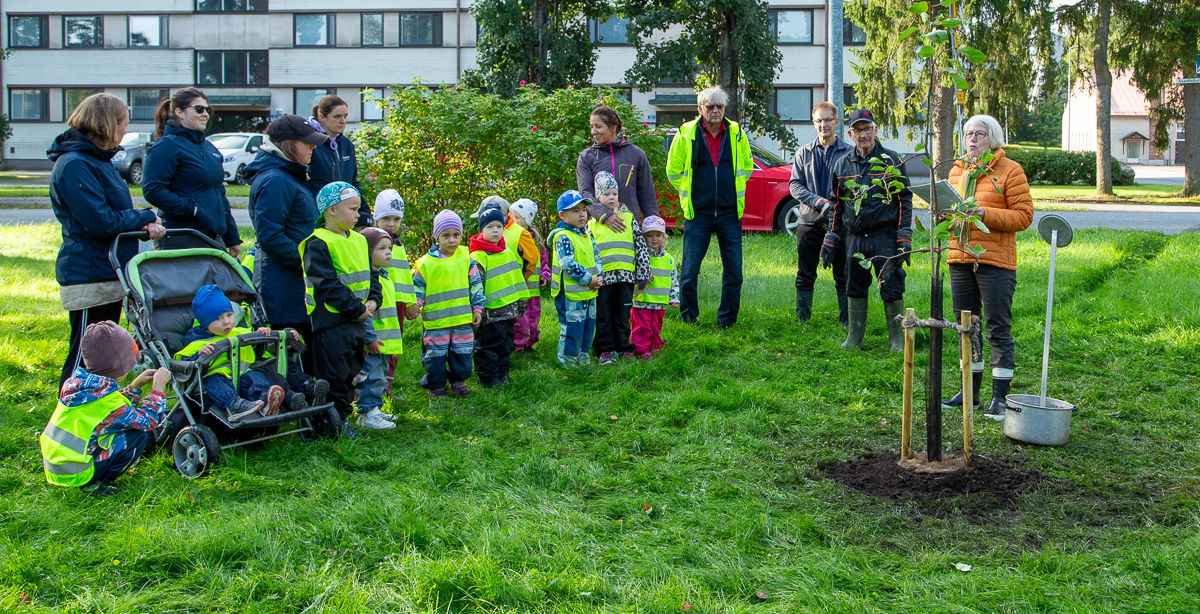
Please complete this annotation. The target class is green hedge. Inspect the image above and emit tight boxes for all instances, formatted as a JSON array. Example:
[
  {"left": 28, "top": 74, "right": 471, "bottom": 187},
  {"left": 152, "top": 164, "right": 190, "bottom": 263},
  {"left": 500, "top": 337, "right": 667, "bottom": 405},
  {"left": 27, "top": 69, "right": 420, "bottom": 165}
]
[{"left": 1005, "top": 147, "right": 1134, "bottom": 186}]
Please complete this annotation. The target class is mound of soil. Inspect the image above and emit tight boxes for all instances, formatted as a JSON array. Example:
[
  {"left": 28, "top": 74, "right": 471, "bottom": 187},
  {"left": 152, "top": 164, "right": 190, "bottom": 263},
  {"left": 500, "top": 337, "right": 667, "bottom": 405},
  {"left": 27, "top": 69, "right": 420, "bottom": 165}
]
[{"left": 818, "top": 451, "right": 1044, "bottom": 517}]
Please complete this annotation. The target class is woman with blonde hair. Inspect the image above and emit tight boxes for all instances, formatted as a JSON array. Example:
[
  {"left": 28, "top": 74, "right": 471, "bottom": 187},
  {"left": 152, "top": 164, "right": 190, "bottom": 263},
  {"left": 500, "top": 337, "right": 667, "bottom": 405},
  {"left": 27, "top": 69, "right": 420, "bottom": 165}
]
[{"left": 49, "top": 92, "right": 166, "bottom": 385}]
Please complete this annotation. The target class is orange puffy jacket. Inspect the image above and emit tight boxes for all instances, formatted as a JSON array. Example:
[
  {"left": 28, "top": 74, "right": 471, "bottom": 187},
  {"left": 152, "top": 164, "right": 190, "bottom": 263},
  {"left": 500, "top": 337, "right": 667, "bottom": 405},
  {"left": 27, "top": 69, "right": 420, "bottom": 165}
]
[{"left": 946, "top": 148, "right": 1034, "bottom": 271}]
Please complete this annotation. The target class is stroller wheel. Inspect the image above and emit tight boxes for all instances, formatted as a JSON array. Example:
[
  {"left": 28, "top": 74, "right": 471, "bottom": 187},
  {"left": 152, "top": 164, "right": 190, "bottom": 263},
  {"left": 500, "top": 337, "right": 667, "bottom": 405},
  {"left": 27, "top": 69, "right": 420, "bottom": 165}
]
[
  {"left": 173, "top": 425, "right": 221, "bottom": 478},
  {"left": 306, "top": 407, "right": 343, "bottom": 440}
]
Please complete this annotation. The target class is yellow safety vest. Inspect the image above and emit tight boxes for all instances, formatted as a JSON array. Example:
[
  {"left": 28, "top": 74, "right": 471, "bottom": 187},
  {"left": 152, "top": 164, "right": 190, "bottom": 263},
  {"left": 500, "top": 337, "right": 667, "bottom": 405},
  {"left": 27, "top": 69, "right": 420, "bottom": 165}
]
[
  {"left": 503, "top": 222, "right": 536, "bottom": 300},
  {"left": 588, "top": 210, "right": 636, "bottom": 273},
  {"left": 40, "top": 392, "right": 128, "bottom": 486},
  {"left": 470, "top": 247, "right": 525, "bottom": 309},
  {"left": 549, "top": 227, "right": 598, "bottom": 301},
  {"left": 373, "top": 269, "right": 403, "bottom": 354},
  {"left": 175, "top": 326, "right": 257, "bottom": 380},
  {"left": 299, "top": 228, "right": 371, "bottom": 315},
  {"left": 665, "top": 118, "right": 754, "bottom": 220},
  {"left": 416, "top": 246, "right": 473, "bottom": 329},
  {"left": 388, "top": 242, "right": 417, "bottom": 305},
  {"left": 634, "top": 252, "right": 675, "bottom": 304}
]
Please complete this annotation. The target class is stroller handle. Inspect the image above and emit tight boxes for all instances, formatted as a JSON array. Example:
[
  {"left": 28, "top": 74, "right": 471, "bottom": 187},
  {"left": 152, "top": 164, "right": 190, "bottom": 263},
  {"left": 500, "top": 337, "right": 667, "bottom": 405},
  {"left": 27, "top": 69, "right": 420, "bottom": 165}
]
[{"left": 108, "top": 228, "right": 227, "bottom": 271}]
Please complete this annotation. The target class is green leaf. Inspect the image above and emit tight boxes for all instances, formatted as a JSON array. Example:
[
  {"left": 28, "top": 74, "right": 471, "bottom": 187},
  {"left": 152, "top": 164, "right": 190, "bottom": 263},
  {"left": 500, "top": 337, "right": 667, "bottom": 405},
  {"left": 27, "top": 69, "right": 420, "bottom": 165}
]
[
  {"left": 889, "top": 180, "right": 905, "bottom": 190},
  {"left": 899, "top": 26, "right": 919, "bottom": 42},
  {"left": 908, "top": 2, "right": 929, "bottom": 14},
  {"left": 914, "top": 215, "right": 927, "bottom": 233},
  {"left": 950, "top": 72, "right": 969, "bottom": 90},
  {"left": 941, "top": 0, "right": 959, "bottom": 5},
  {"left": 932, "top": 219, "right": 953, "bottom": 237},
  {"left": 924, "top": 30, "right": 950, "bottom": 44},
  {"left": 972, "top": 218, "right": 990, "bottom": 233},
  {"left": 957, "top": 45, "right": 986, "bottom": 64},
  {"left": 918, "top": 45, "right": 935, "bottom": 58},
  {"left": 915, "top": 143, "right": 926, "bottom": 152},
  {"left": 941, "top": 18, "right": 962, "bottom": 27},
  {"left": 921, "top": 158, "right": 934, "bottom": 166}
]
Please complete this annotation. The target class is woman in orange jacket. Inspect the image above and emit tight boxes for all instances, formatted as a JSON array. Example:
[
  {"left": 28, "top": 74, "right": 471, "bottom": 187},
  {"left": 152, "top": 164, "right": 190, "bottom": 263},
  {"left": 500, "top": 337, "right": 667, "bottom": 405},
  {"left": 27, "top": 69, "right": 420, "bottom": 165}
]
[{"left": 944, "top": 114, "right": 1034, "bottom": 421}]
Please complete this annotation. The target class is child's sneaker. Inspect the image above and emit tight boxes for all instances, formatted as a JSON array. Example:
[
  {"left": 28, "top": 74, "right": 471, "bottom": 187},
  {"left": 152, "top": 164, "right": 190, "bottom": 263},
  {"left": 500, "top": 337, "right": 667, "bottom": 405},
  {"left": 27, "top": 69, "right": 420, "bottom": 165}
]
[
  {"left": 312, "top": 379, "right": 330, "bottom": 405},
  {"left": 428, "top": 387, "right": 447, "bottom": 398},
  {"left": 228, "top": 398, "right": 263, "bottom": 421},
  {"left": 449, "top": 381, "right": 471, "bottom": 397},
  {"left": 263, "top": 385, "right": 285, "bottom": 416},
  {"left": 287, "top": 392, "right": 308, "bottom": 411},
  {"left": 357, "top": 408, "right": 396, "bottom": 430},
  {"left": 598, "top": 352, "right": 616, "bottom": 365}
]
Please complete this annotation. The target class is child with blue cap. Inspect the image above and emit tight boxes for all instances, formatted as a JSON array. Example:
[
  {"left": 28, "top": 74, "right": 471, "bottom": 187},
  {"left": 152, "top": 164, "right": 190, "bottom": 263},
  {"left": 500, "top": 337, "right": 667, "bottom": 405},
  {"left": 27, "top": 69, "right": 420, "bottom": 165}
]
[{"left": 547, "top": 190, "right": 604, "bottom": 366}]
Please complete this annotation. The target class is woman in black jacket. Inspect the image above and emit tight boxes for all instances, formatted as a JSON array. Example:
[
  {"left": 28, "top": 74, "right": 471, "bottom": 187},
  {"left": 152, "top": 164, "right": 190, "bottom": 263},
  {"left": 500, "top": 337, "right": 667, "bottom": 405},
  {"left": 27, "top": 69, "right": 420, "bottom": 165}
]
[
  {"left": 305, "top": 95, "right": 369, "bottom": 227},
  {"left": 143, "top": 88, "right": 242, "bottom": 254},
  {"left": 49, "top": 93, "right": 165, "bottom": 385}
]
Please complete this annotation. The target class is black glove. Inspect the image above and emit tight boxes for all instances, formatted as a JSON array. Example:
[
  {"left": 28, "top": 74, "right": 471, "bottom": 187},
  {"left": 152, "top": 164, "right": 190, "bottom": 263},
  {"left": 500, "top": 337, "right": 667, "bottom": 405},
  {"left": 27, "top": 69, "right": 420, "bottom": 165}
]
[
  {"left": 896, "top": 230, "right": 912, "bottom": 266},
  {"left": 820, "top": 232, "right": 840, "bottom": 269}
]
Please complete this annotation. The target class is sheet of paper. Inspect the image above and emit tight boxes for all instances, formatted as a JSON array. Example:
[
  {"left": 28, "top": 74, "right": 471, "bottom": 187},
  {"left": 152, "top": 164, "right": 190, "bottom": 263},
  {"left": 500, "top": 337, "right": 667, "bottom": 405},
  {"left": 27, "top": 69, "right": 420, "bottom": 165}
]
[{"left": 909, "top": 180, "right": 964, "bottom": 211}]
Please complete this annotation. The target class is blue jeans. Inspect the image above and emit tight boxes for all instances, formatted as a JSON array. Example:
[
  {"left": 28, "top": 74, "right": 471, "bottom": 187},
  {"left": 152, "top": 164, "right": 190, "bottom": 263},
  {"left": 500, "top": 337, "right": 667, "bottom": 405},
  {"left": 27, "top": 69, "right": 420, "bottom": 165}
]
[
  {"left": 356, "top": 353, "right": 387, "bottom": 413},
  {"left": 679, "top": 211, "right": 743, "bottom": 325},
  {"left": 554, "top": 293, "right": 596, "bottom": 366},
  {"left": 203, "top": 365, "right": 307, "bottom": 410},
  {"left": 86, "top": 430, "right": 148, "bottom": 487}
]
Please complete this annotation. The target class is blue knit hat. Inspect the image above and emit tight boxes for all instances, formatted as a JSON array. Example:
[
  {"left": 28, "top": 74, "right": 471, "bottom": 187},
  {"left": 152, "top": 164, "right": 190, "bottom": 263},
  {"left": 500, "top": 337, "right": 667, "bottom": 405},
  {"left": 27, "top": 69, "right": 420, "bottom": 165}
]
[
  {"left": 477, "top": 203, "right": 506, "bottom": 230},
  {"left": 192, "top": 284, "right": 233, "bottom": 330},
  {"left": 315, "top": 181, "right": 360, "bottom": 223},
  {"left": 556, "top": 190, "right": 590, "bottom": 213}
]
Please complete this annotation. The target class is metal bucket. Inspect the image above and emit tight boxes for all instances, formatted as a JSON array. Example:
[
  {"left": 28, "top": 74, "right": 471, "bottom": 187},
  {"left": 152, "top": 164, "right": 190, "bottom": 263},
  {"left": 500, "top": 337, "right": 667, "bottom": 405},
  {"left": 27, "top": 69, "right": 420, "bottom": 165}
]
[{"left": 1004, "top": 394, "right": 1077, "bottom": 446}]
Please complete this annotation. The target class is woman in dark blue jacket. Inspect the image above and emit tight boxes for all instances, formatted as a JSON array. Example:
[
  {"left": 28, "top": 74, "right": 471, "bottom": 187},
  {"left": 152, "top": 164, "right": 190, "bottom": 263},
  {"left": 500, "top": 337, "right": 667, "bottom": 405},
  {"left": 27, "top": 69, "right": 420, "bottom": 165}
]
[
  {"left": 143, "top": 88, "right": 242, "bottom": 254},
  {"left": 245, "top": 115, "right": 328, "bottom": 367},
  {"left": 305, "top": 95, "right": 370, "bottom": 227},
  {"left": 50, "top": 93, "right": 165, "bottom": 385}
]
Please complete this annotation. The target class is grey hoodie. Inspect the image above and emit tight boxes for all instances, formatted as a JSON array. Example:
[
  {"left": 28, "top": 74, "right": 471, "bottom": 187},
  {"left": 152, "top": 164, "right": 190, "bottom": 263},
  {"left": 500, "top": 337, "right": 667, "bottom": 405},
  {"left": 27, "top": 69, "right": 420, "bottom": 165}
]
[{"left": 576, "top": 138, "right": 659, "bottom": 221}]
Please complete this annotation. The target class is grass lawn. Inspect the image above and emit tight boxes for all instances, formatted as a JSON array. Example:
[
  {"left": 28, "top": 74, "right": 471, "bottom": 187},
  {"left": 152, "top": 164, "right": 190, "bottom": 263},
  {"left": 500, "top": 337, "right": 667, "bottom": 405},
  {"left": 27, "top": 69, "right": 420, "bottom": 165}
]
[
  {"left": 0, "top": 185, "right": 252, "bottom": 199},
  {"left": 2, "top": 224, "right": 1198, "bottom": 612},
  {"left": 1027, "top": 183, "right": 1199, "bottom": 205}
]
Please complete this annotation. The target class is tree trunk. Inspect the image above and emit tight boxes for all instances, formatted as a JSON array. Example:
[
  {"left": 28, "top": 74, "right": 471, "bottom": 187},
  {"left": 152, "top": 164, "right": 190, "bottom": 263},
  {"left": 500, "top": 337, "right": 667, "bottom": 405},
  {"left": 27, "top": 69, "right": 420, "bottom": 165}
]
[
  {"left": 718, "top": 10, "right": 740, "bottom": 121},
  {"left": 531, "top": 0, "right": 550, "bottom": 84},
  {"left": 1184, "top": 81, "right": 1200, "bottom": 197},
  {"left": 1094, "top": 0, "right": 1114, "bottom": 196},
  {"left": 931, "top": 84, "right": 957, "bottom": 181}
]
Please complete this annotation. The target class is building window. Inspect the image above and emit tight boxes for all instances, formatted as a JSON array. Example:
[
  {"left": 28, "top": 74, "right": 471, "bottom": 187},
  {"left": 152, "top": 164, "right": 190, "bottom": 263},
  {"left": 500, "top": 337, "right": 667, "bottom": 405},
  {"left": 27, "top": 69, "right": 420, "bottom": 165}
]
[
  {"left": 400, "top": 13, "right": 442, "bottom": 46},
  {"left": 843, "top": 18, "right": 867, "bottom": 45},
  {"left": 1127, "top": 141, "right": 1140, "bottom": 159},
  {"left": 9, "top": 89, "right": 48, "bottom": 121},
  {"left": 197, "top": 51, "right": 268, "bottom": 85},
  {"left": 295, "top": 89, "right": 334, "bottom": 115},
  {"left": 64, "top": 15, "right": 103, "bottom": 48},
  {"left": 8, "top": 15, "right": 47, "bottom": 48},
  {"left": 196, "top": 0, "right": 268, "bottom": 12},
  {"left": 771, "top": 10, "right": 813, "bottom": 45},
  {"left": 362, "top": 13, "right": 383, "bottom": 47},
  {"left": 295, "top": 14, "right": 334, "bottom": 47},
  {"left": 843, "top": 86, "right": 858, "bottom": 109},
  {"left": 362, "top": 88, "right": 385, "bottom": 121},
  {"left": 588, "top": 16, "right": 628, "bottom": 45},
  {"left": 129, "top": 88, "right": 169, "bottom": 122},
  {"left": 129, "top": 16, "right": 167, "bottom": 47},
  {"left": 770, "top": 88, "right": 814, "bottom": 122},
  {"left": 64, "top": 89, "right": 103, "bottom": 118}
]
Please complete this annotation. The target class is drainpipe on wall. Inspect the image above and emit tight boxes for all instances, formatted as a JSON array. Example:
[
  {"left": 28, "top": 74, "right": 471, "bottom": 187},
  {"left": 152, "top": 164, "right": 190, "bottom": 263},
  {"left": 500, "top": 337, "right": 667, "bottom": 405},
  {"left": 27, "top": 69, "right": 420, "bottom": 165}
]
[
  {"left": 830, "top": 0, "right": 843, "bottom": 114},
  {"left": 456, "top": 0, "right": 462, "bottom": 81}
]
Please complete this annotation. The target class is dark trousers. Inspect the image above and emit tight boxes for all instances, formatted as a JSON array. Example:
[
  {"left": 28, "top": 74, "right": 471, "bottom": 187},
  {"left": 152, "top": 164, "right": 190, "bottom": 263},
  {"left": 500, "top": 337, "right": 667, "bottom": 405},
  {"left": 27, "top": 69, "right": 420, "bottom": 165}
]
[
  {"left": 593, "top": 282, "right": 635, "bottom": 355},
  {"left": 474, "top": 317, "right": 515, "bottom": 383},
  {"left": 795, "top": 220, "right": 846, "bottom": 293},
  {"left": 312, "top": 322, "right": 365, "bottom": 419},
  {"left": 950, "top": 263, "right": 1017, "bottom": 371},
  {"left": 203, "top": 360, "right": 312, "bottom": 410},
  {"left": 845, "top": 230, "right": 905, "bottom": 302},
  {"left": 61, "top": 301, "right": 124, "bottom": 387},
  {"left": 86, "top": 430, "right": 148, "bottom": 487},
  {"left": 679, "top": 211, "right": 743, "bottom": 325}
]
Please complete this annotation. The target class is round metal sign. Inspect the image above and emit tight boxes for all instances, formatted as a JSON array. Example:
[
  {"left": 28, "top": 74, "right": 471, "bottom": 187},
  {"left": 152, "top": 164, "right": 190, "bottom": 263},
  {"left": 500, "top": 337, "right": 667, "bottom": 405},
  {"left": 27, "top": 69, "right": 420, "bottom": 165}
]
[{"left": 1038, "top": 214, "right": 1073, "bottom": 247}]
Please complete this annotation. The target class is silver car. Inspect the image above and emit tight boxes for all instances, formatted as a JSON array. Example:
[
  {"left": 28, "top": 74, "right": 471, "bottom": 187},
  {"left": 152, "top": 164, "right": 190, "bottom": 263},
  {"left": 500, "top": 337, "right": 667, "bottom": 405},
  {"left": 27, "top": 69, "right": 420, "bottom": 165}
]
[{"left": 206, "top": 132, "right": 270, "bottom": 185}]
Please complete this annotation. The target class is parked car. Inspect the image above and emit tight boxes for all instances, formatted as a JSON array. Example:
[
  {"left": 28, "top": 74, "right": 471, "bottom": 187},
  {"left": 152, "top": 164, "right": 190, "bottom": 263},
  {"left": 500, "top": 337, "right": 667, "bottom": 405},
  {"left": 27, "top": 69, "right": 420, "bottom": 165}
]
[
  {"left": 112, "top": 132, "right": 151, "bottom": 185},
  {"left": 206, "top": 132, "right": 270, "bottom": 185}
]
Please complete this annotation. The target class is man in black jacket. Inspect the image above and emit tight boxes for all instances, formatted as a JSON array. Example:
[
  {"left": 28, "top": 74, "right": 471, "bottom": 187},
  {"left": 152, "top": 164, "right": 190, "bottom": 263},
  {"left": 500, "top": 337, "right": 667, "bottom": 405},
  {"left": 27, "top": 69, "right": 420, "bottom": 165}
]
[{"left": 828, "top": 109, "right": 913, "bottom": 352}]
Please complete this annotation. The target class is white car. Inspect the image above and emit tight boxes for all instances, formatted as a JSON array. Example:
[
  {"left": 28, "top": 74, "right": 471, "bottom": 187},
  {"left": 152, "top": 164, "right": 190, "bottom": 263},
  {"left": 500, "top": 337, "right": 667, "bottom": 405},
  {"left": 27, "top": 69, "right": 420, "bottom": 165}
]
[{"left": 206, "top": 132, "right": 270, "bottom": 185}]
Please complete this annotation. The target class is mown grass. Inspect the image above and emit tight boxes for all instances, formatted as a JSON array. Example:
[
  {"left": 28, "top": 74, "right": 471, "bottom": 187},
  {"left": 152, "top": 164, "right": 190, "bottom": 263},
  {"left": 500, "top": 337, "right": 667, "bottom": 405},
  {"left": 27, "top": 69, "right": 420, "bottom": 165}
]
[
  {"left": 0, "top": 185, "right": 252, "bottom": 199},
  {"left": 1027, "top": 183, "right": 1199, "bottom": 205},
  {"left": 1, "top": 223, "right": 1198, "bottom": 613}
]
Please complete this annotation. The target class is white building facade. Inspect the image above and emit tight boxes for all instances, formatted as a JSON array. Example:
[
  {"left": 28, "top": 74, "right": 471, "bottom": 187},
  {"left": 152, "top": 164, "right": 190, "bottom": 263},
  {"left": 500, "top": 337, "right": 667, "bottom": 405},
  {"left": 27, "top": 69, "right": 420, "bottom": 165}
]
[{"left": 2, "top": 0, "right": 874, "bottom": 168}]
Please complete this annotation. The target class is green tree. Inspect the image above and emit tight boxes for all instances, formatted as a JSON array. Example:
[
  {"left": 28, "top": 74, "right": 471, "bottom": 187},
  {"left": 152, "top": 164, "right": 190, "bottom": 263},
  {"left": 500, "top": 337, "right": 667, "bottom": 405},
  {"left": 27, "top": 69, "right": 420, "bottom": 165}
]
[
  {"left": 1059, "top": 0, "right": 1115, "bottom": 196},
  {"left": 619, "top": 0, "right": 793, "bottom": 149},
  {"left": 466, "top": 0, "right": 606, "bottom": 97},
  {"left": 1111, "top": 0, "right": 1200, "bottom": 196}
]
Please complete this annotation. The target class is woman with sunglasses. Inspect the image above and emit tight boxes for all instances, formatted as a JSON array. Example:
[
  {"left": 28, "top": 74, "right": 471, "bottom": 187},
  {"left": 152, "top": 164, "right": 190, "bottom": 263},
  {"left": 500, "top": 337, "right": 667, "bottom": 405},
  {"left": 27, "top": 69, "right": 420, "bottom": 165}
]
[{"left": 143, "top": 88, "right": 243, "bottom": 255}]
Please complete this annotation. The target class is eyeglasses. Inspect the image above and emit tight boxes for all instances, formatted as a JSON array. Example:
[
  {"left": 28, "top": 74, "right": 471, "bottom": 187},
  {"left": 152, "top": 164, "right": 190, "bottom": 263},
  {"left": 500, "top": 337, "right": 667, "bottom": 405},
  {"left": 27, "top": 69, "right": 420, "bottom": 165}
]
[
  {"left": 189, "top": 105, "right": 213, "bottom": 115},
  {"left": 964, "top": 130, "right": 989, "bottom": 139},
  {"left": 703, "top": 104, "right": 725, "bottom": 111}
]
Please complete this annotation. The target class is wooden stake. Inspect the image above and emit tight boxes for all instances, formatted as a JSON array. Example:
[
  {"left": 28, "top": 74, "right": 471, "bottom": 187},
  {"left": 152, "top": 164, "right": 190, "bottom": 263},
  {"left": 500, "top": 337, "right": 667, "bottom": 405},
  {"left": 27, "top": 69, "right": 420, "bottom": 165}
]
[
  {"left": 902, "top": 308, "right": 916, "bottom": 460},
  {"left": 960, "top": 310, "right": 974, "bottom": 467}
]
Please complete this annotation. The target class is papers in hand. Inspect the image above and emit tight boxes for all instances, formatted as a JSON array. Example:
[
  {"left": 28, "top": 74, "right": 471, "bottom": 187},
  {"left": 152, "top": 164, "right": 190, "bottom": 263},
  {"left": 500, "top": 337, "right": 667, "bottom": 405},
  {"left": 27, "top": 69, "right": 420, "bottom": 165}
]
[{"left": 909, "top": 180, "right": 964, "bottom": 211}]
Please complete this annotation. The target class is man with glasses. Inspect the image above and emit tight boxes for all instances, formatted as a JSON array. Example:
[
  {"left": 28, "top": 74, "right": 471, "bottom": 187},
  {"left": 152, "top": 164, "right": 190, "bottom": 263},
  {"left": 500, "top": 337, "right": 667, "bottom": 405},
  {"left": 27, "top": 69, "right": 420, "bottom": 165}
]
[
  {"left": 665, "top": 86, "right": 754, "bottom": 328},
  {"left": 788, "top": 101, "right": 854, "bottom": 326},
  {"left": 828, "top": 109, "right": 913, "bottom": 352}
]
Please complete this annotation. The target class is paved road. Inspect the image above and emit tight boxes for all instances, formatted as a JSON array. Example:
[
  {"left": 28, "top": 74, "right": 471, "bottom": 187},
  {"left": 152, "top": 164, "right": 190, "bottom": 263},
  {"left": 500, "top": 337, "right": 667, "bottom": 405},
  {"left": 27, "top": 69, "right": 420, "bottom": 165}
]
[
  {"left": 1129, "top": 164, "right": 1185, "bottom": 186},
  {"left": 4, "top": 207, "right": 1199, "bottom": 235}
]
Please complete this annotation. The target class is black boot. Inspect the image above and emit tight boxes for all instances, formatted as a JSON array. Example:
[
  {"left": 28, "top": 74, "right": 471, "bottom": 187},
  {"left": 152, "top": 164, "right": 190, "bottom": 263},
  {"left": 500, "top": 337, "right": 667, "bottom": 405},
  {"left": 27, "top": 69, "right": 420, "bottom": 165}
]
[
  {"left": 795, "top": 290, "right": 814, "bottom": 324},
  {"left": 842, "top": 298, "right": 868, "bottom": 349},
  {"left": 837, "top": 293, "right": 849, "bottom": 329},
  {"left": 943, "top": 370, "right": 983, "bottom": 410},
  {"left": 985, "top": 377, "right": 1011, "bottom": 421}
]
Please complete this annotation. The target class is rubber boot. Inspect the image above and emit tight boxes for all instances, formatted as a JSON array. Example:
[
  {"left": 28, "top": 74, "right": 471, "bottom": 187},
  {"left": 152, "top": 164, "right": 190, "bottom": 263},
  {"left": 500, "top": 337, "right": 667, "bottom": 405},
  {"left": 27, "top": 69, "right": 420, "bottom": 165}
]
[
  {"left": 884, "top": 300, "right": 905, "bottom": 353},
  {"left": 795, "top": 290, "right": 814, "bottom": 324},
  {"left": 985, "top": 377, "right": 1011, "bottom": 421},
  {"left": 836, "top": 293, "right": 849, "bottom": 329},
  {"left": 841, "top": 298, "right": 868, "bottom": 349},
  {"left": 943, "top": 370, "right": 983, "bottom": 410}
]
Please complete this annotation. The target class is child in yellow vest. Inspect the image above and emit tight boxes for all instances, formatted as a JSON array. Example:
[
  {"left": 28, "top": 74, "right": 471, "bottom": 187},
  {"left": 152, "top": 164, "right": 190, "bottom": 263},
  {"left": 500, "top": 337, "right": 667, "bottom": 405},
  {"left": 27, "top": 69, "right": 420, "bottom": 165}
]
[
  {"left": 469, "top": 203, "right": 524, "bottom": 387},
  {"left": 301, "top": 181, "right": 381, "bottom": 437},
  {"left": 549, "top": 190, "right": 604, "bottom": 366},
  {"left": 588, "top": 171, "right": 651, "bottom": 364},
  {"left": 413, "top": 209, "right": 486, "bottom": 397},
  {"left": 371, "top": 189, "right": 417, "bottom": 396},
  {"left": 631, "top": 216, "right": 680, "bottom": 358},
  {"left": 355, "top": 228, "right": 402, "bottom": 429},
  {"left": 509, "top": 197, "right": 550, "bottom": 351}
]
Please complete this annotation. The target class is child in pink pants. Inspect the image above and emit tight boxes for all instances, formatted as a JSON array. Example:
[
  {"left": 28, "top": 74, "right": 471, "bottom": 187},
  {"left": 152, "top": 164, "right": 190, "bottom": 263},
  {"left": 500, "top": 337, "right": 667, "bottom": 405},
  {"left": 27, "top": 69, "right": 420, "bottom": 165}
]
[
  {"left": 510, "top": 198, "right": 550, "bottom": 351},
  {"left": 630, "top": 216, "right": 679, "bottom": 358}
]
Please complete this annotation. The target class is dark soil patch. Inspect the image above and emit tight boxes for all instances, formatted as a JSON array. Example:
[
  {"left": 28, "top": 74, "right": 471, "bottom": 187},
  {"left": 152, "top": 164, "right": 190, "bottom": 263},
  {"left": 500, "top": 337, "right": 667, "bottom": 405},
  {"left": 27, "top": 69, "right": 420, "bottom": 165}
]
[{"left": 818, "top": 451, "right": 1044, "bottom": 518}]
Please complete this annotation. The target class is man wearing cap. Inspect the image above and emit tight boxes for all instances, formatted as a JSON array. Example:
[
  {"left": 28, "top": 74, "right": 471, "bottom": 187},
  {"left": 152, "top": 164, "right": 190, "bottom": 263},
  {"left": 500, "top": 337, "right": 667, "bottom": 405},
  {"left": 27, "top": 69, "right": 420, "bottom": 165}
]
[
  {"left": 789, "top": 101, "right": 854, "bottom": 327},
  {"left": 828, "top": 109, "right": 913, "bottom": 352},
  {"left": 244, "top": 115, "right": 329, "bottom": 369},
  {"left": 665, "top": 86, "right": 755, "bottom": 328}
]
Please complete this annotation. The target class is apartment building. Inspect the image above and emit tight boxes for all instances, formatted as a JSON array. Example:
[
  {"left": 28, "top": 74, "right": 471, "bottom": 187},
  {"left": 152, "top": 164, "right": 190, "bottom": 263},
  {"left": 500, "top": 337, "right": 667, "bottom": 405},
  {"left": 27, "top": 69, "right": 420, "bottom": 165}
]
[{"left": 1, "top": 0, "right": 868, "bottom": 168}]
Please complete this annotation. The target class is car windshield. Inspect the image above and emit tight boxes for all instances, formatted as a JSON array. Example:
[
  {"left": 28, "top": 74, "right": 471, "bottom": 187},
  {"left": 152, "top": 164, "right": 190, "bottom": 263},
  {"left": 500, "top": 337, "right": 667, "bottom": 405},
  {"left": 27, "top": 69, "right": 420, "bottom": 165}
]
[
  {"left": 207, "top": 135, "right": 249, "bottom": 150},
  {"left": 751, "top": 145, "right": 787, "bottom": 168},
  {"left": 119, "top": 133, "right": 142, "bottom": 148}
]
